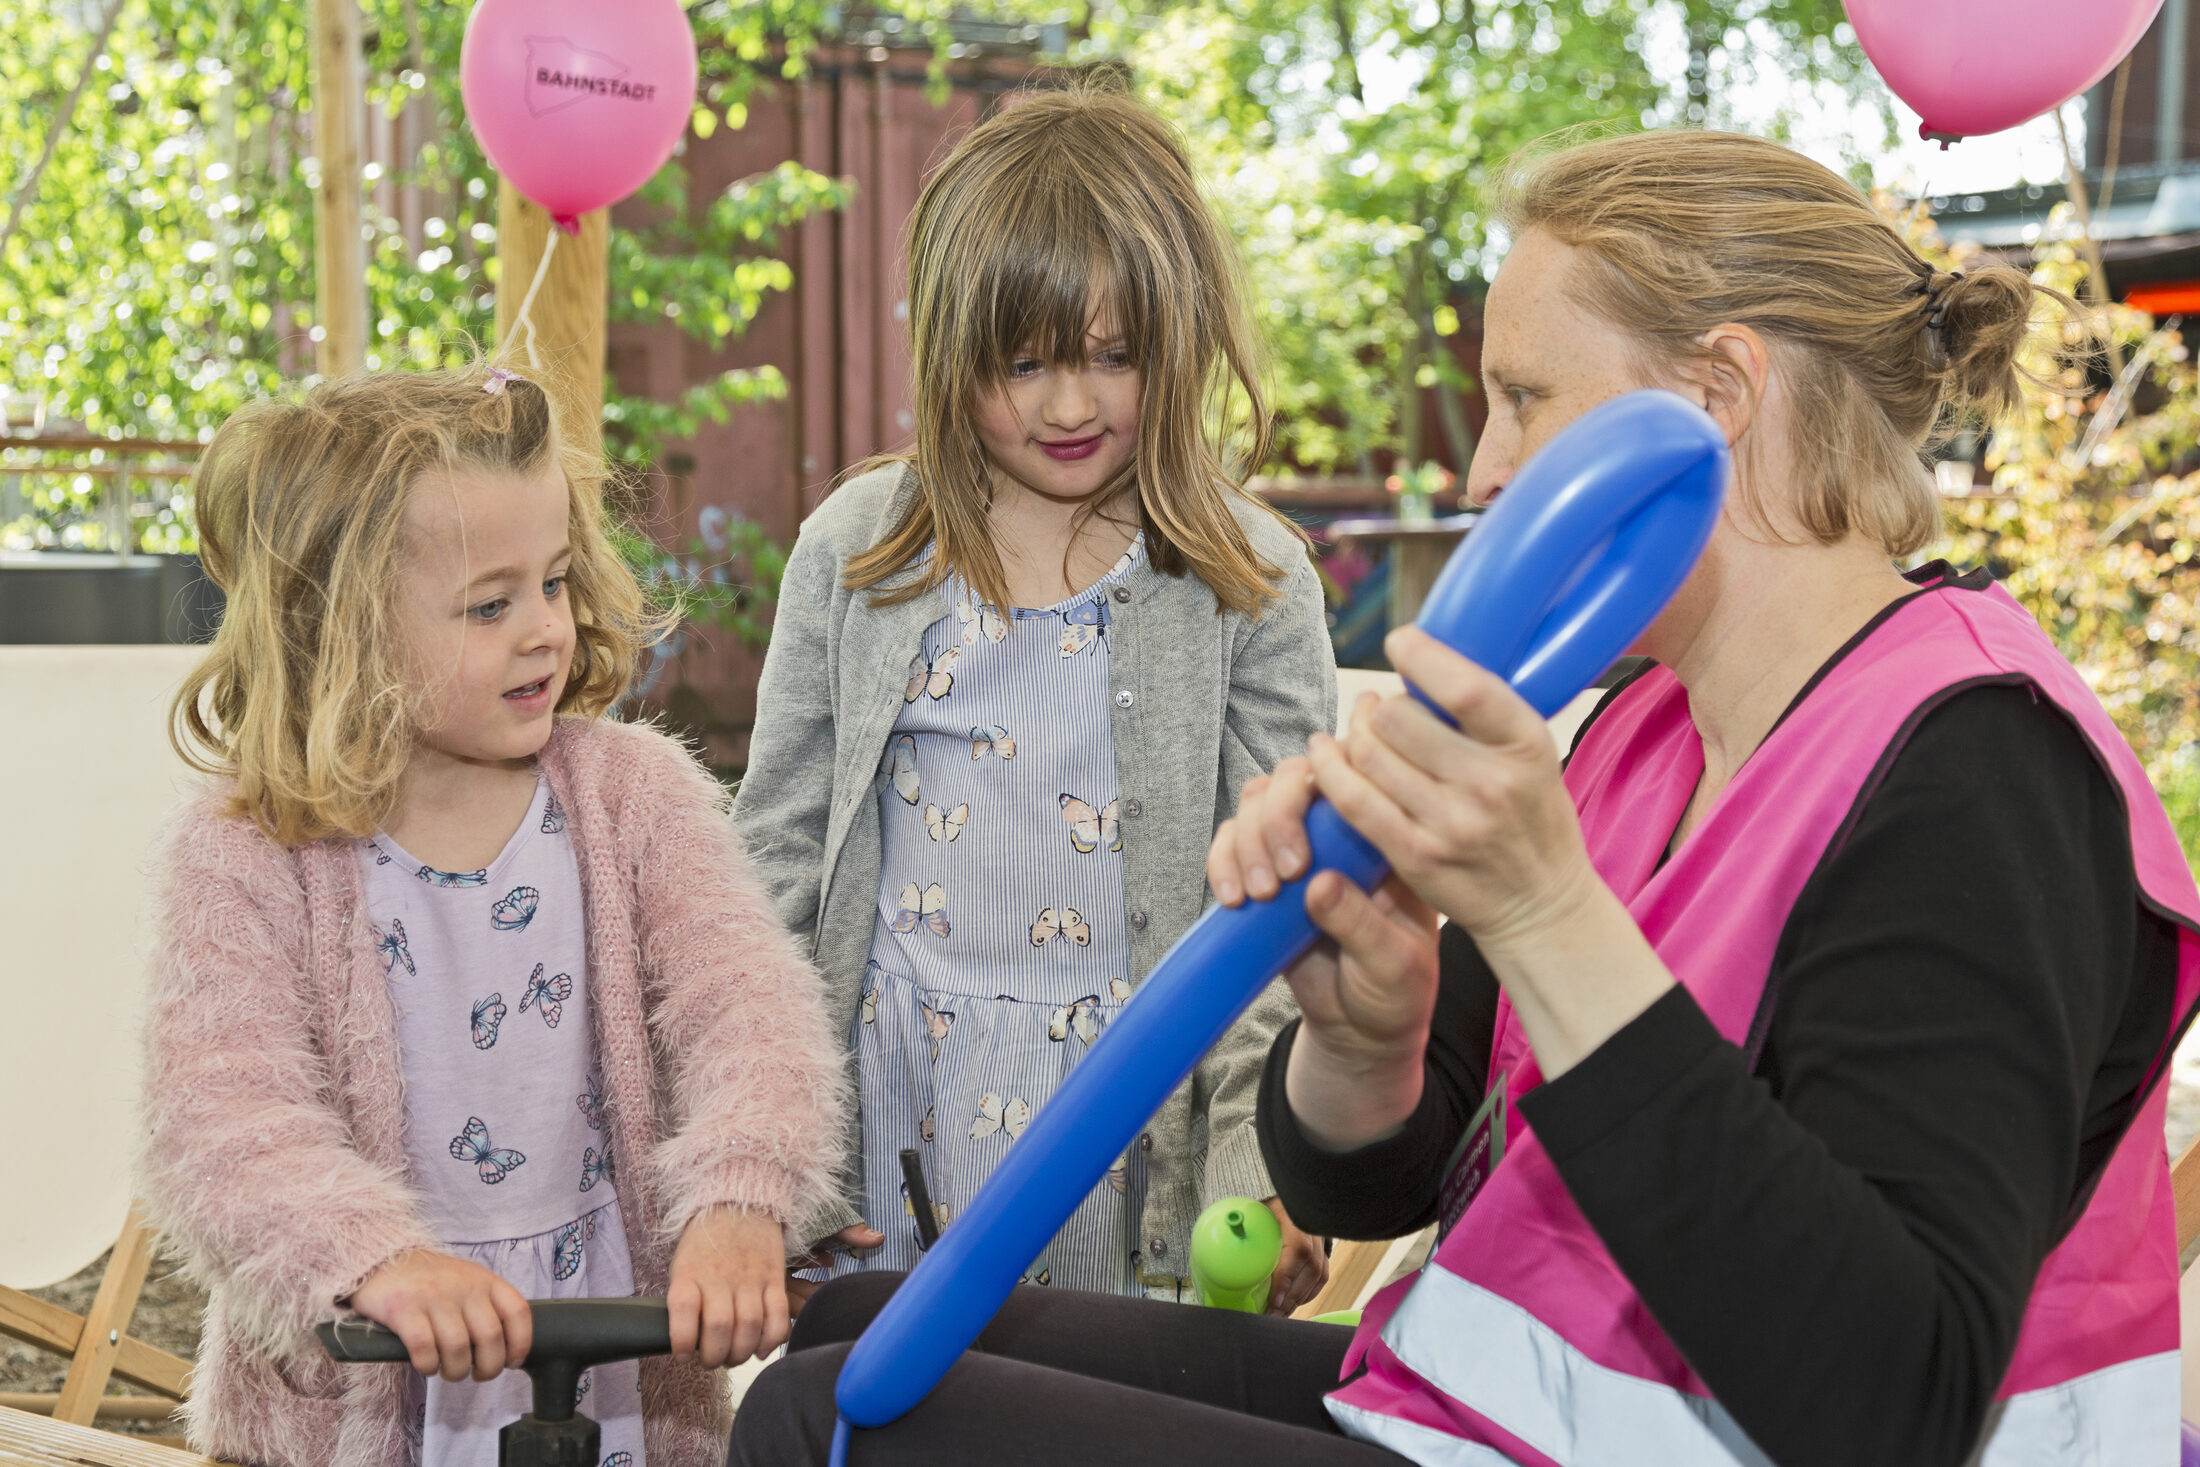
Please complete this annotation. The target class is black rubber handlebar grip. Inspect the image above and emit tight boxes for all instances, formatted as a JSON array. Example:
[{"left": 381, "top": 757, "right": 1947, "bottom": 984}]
[{"left": 317, "top": 1298, "right": 672, "bottom": 1369}]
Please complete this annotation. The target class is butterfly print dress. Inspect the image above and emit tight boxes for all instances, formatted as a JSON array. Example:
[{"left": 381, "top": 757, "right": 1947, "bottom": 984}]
[
  {"left": 833, "top": 540, "right": 1148, "bottom": 1296},
  {"left": 356, "top": 775, "right": 646, "bottom": 1467}
]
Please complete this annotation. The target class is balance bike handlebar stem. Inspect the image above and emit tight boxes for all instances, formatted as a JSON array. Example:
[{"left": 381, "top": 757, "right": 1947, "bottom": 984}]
[{"left": 828, "top": 389, "right": 1731, "bottom": 1432}]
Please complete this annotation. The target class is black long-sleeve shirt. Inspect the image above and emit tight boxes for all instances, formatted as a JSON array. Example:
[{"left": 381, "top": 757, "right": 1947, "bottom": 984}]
[{"left": 1256, "top": 681, "right": 2181, "bottom": 1467}]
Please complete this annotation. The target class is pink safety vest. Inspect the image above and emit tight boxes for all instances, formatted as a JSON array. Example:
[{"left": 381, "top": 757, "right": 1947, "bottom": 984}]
[{"left": 1325, "top": 570, "right": 2200, "bottom": 1467}]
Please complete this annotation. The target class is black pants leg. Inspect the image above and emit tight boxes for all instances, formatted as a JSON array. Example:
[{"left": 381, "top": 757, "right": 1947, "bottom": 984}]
[{"left": 730, "top": 1274, "right": 1412, "bottom": 1467}]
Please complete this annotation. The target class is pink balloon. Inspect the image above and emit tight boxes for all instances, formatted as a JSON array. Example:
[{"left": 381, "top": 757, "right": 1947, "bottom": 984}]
[
  {"left": 459, "top": 0, "right": 699, "bottom": 228},
  {"left": 1846, "top": 0, "right": 2162, "bottom": 142}
]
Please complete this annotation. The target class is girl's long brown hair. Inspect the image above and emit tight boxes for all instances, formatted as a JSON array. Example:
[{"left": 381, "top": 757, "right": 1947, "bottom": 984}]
[
  {"left": 172, "top": 363, "right": 665, "bottom": 845},
  {"left": 843, "top": 80, "right": 1300, "bottom": 617}
]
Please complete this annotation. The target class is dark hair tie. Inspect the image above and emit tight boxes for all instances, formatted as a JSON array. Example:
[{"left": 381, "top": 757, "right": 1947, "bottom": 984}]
[
  {"left": 1919, "top": 271, "right": 1964, "bottom": 363},
  {"left": 1924, "top": 271, "right": 1965, "bottom": 332}
]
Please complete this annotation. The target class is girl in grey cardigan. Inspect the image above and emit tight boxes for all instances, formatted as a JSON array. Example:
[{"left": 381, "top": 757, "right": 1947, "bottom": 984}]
[{"left": 732, "top": 85, "right": 1336, "bottom": 1309}]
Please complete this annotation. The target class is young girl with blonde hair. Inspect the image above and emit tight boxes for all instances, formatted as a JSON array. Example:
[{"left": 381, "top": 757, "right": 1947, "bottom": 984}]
[
  {"left": 139, "top": 364, "right": 847, "bottom": 1467},
  {"left": 733, "top": 83, "right": 1336, "bottom": 1308}
]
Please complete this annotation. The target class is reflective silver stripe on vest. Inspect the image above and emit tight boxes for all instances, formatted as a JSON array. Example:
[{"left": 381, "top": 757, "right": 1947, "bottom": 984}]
[
  {"left": 1325, "top": 1399, "right": 1522, "bottom": 1466},
  {"left": 1969, "top": 1353, "right": 2179, "bottom": 1467},
  {"left": 1376, "top": 1265, "right": 1777, "bottom": 1466},
  {"left": 1371, "top": 1266, "right": 2178, "bottom": 1467}
]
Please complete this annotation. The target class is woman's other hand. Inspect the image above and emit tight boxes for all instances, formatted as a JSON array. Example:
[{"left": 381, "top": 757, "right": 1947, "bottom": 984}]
[
  {"left": 349, "top": 1249, "right": 532, "bottom": 1382},
  {"left": 668, "top": 1207, "right": 790, "bottom": 1367}
]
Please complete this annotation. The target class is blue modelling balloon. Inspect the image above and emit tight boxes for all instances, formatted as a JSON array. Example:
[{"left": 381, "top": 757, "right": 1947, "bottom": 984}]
[{"left": 830, "top": 389, "right": 1730, "bottom": 1440}]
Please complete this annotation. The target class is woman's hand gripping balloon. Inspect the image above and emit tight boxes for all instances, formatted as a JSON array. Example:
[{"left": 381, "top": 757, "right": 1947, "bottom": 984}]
[
  {"left": 1320, "top": 628, "right": 1600, "bottom": 951},
  {"left": 1210, "top": 751, "right": 1444, "bottom": 1156},
  {"left": 1215, "top": 627, "right": 1678, "bottom": 1117}
]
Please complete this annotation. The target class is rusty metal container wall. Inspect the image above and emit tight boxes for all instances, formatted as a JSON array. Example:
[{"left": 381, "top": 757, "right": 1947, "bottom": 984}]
[{"left": 606, "top": 46, "right": 1042, "bottom": 771}]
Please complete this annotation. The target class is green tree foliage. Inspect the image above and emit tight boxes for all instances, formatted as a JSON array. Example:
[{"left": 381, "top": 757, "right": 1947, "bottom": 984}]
[
  {"left": 1106, "top": 0, "right": 1868, "bottom": 473},
  {"left": 1926, "top": 208, "right": 2200, "bottom": 783},
  {"left": 0, "top": 0, "right": 844, "bottom": 528}
]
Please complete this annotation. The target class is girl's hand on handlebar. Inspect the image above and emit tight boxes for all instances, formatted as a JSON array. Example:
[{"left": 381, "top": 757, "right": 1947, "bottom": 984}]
[
  {"left": 668, "top": 1207, "right": 790, "bottom": 1368},
  {"left": 349, "top": 1250, "right": 532, "bottom": 1382}
]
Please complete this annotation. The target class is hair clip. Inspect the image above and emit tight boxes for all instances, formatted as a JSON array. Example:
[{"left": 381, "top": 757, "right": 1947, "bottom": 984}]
[{"left": 483, "top": 366, "right": 522, "bottom": 396}]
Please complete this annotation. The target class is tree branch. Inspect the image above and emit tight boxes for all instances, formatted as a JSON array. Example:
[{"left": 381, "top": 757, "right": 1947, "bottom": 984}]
[
  {"left": 1329, "top": 0, "right": 1365, "bottom": 104},
  {"left": 1, "top": 0, "right": 131, "bottom": 267}
]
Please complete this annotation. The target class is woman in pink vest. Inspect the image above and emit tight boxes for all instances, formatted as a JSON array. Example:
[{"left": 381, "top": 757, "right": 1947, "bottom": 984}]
[{"left": 733, "top": 129, "right": 2200, "bottom": 1467}]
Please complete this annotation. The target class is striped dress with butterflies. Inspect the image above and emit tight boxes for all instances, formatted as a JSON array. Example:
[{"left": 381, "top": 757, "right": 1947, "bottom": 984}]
[
  {"left": 829, "top": 539, "right": 1150, "bottom": 1296},
  {"left": 358, "top": 776, "right": 647, "bottom": 1467}
]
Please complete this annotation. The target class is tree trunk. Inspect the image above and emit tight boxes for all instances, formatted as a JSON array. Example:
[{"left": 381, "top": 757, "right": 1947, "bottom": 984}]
[
  {"left": 1416, "top": 304, "right": 1476, "bottom": 469},
  {"left": 1403, "top": 245, "right": 1475, "bottom": 469},
  {"left": 309, "top": 0, "right": 367, "bottom": 377},
  {"left": 493, "top": 183, "right": 610, "bottom": 463}
]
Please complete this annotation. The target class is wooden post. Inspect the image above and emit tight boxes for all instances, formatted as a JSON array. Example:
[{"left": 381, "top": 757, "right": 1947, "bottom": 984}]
[
  {"left": 309, "top": 0, "right": 367, "bottom": 377},
  {"left": 493, "top": 185, "right": 610, "bottom": 463}
]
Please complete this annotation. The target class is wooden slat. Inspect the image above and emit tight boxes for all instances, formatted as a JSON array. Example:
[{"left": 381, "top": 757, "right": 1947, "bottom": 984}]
[
  {"left": 1292, "top": 1228, "right": 1437, "bottom": 1321},
  {"left": 1293, "top": 1236, "right": 1394, "bottom": 1321},
  {"left": 307, "top": 0, "right": 366, "bottom": 377},
  {"left": 0, "top": 1291, "right": 189, "bottom": 1401},
  {"left": 492, "top": 186, "right": 609, "bottom": 461},
  {"left": 0, "top": 1400, "right": 178, "bottom": 1425},
  {"left": 54, "top": 1211, "right": 160, "bottom": 1426},
  {"left": 0, "top": 1405, "right": 223, "bottom": 1467},
  {"left": 2173, "top": 1131, "right": 2200, "bottom": 1255}
]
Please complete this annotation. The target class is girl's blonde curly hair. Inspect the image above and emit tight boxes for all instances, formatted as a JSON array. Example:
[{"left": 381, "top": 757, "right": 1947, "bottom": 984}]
[{"left": 172, "top": 362, "right": 664, "bottom": 845}]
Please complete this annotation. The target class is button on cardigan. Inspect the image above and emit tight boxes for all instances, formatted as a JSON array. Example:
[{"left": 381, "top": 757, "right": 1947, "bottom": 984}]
[{"left": 732, "top": 464, "right": 1337, "bottom": 1276}]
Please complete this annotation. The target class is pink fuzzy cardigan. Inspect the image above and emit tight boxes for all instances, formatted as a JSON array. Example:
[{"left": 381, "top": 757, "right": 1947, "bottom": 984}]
[{"left": 136, "top": 716, "right": 847, "bottom": 1467}]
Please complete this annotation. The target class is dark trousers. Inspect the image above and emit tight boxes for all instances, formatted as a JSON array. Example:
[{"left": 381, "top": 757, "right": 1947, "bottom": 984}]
[{"left": 728, "top": 1272, "right": 1414, "bottom": 1466}]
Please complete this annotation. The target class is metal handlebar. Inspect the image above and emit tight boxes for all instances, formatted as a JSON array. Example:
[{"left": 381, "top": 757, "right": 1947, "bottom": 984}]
[{"left": 318, "top": 1298, "right": 673, "bottom": 1467}]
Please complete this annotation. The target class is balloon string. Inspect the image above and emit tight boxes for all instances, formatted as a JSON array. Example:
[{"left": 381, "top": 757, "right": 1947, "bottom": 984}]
[{"left": 507, "top": 226, "right": 560, "bottom": 371}]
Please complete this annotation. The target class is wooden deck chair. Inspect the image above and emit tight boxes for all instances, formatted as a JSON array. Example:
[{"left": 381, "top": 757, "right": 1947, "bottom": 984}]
[
  {"left": 0, "top": 1404, "right": 226, "bottom": 1467},
  {"left": 1291, "top": 1228, "right": 1435, "bottom": 1321},
  {"left": 0, "top": 1204, "right": 192, "bottom": 1437}
]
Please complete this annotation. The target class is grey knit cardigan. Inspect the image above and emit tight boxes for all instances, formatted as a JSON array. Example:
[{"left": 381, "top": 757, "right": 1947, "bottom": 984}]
[{"left": 731, "top": 463, "right": 1338, "bottom": 1281}]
